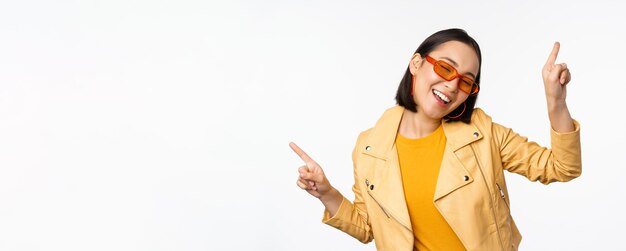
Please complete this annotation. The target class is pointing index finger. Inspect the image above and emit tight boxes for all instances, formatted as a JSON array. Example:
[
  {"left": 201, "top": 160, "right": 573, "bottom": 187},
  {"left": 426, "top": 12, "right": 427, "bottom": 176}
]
[
  {"left": 545, "top": 42, "right": 561, "bottom": 66},
  {"left": 289, "top": 142, "right": 314, "bottom": 163}
]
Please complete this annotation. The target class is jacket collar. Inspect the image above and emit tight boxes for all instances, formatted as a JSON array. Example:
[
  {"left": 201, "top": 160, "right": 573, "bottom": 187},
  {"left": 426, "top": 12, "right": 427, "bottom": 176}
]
[
  {"left": 361, "top": 106, "right": 484, "bottom": 230},
  {"left": 365, "top": 106, "right": 483, "bottom": 158}
]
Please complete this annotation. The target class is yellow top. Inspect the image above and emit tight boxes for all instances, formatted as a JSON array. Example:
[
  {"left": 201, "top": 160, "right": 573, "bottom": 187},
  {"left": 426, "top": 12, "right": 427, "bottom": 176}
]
[{"left": 396, "top": 125, "right": 466, "bottom": 251}]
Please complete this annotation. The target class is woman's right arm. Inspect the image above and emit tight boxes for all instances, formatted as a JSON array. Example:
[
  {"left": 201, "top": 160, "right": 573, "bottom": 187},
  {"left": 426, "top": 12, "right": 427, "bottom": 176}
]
[
  {"left": 290, "top": 142, "right": 343, "bottom": 216},
  {"left": 290, "top": 142, "right": 373, "bottom": 243}
]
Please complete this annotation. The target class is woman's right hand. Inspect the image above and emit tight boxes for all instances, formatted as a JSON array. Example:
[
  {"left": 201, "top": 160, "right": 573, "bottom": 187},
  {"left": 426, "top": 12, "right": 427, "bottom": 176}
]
[{"left": 289, "top": 142, "right": 333, "bottom": 199}]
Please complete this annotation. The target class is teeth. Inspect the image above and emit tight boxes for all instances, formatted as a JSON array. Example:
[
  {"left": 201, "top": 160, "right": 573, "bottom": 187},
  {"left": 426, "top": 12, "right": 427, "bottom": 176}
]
[{"left": 433, "top": 90, "right": 450, "bottom": 103}]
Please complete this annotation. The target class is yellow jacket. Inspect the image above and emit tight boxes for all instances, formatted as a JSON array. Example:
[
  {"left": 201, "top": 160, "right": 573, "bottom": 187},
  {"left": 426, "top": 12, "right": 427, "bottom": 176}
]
[{"left": 322, "top": 106, "right": 582, "bottom": 250}]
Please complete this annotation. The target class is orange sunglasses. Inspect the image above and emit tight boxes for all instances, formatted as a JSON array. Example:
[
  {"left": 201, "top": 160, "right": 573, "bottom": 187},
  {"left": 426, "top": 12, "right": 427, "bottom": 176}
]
[{"left": 425, "top": 55, "right": 480, "bottom": 95}]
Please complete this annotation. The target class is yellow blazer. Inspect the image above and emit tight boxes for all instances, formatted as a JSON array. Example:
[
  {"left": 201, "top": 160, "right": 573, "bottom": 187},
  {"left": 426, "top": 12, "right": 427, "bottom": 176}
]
[{"left": 322, "top": 106, "right": 581, "bottom": 250}]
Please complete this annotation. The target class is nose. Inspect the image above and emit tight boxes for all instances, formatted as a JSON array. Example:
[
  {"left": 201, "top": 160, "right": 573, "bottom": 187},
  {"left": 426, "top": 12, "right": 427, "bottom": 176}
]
[{"left": 443, "top": 78, "right": 460, "bottom": 94}]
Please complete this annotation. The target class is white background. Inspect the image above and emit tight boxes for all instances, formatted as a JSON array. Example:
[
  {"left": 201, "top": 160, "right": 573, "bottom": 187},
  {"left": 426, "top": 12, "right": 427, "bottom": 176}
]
[{"left": 1, "top": 0, "right": 625, "bottom": 250}]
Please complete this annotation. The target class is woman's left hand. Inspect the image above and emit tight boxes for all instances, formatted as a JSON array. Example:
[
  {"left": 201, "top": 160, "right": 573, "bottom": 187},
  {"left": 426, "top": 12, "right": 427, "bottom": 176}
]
[
  {"left": 542, "top": 42, "right": 571, "bottom": 103},
  {"left": 542, "top": 42, "right": 575, "bottom": 133}
]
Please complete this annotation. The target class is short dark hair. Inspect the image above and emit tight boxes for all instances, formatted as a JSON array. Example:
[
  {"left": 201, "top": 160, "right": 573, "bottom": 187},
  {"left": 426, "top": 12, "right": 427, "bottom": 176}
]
[{"left": 395, "top": 28, "right": 482, "bottom": 124}]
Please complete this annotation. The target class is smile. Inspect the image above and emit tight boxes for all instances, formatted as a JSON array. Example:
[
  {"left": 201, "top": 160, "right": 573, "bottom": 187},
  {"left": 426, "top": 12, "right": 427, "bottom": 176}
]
[{"left": 433, "top": 89, "right": 451, "bottom": 104}]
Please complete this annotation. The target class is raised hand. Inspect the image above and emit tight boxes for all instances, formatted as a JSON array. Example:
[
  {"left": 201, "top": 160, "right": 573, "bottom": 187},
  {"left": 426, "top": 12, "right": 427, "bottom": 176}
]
[
  {"left": 542, "top": 42, "right": 575, "bottom": 133},
  {"left": 289, "top": 142, "right": 333, "bottom": 199},
  {"left": 542, "top": 42, "right": 571, "bottom": 103}
]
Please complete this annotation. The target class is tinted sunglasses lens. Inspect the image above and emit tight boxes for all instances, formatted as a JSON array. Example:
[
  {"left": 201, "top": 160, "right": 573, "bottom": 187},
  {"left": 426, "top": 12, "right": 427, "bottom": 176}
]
[
  {"left": 459, "top": 77, "right": 474, "bottom": 93},
  {"left": 461, "top": 77, "right": 479, "bottom": 95},
  {"left": 434, "top": 62, "right": 456, "bottom": 80}
]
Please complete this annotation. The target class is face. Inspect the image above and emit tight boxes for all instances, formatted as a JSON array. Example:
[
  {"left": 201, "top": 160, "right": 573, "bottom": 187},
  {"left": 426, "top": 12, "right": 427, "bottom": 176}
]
[{"left": 409, "top": 40, "right": 480, "bottom": 120}]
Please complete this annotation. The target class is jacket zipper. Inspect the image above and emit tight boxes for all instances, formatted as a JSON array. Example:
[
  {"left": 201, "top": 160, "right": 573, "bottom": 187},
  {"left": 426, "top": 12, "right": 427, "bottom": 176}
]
[
  {"left": 496, "top": 183, "right": 510, "bottom": 209},
  {"left": 366, "top": 190, "right": 391, "bottom": 219},
  {"left": 470, "top": 145, "right": 506, "bottom": 250},
  {"left": 366, "top": 183, "right": 413, "bottom": 232},
  {"left": 496, "top": 182, "right": 514, "bottom": 249}
]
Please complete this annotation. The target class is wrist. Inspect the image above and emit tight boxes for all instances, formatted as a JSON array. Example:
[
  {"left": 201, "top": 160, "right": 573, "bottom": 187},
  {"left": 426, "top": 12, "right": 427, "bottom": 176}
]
[
  {"left": 546, "top": 102, "right": 574, "bottom": 133},
  {"left": 319, "top": 186, "right": 339, "bottom": 203},
  {"left": 319, "top": 186, "right": 343, "bottom": 218},
  {"left": 547, "top": 99, "right": 567, "bottom": 112}
]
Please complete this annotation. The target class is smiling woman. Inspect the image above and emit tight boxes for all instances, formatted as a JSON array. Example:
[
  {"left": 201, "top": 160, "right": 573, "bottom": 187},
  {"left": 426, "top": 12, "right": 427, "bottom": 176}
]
[{"left": 290, "top": 28, "right": 581, "bottom": 250}]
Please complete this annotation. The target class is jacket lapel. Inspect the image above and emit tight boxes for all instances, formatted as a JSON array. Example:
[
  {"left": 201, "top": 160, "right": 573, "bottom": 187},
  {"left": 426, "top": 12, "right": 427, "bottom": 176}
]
[
  {"left": 434, "top": 119, "right": 483, "bottom": 201},
  {"left": 361, "top": 106, "right": 412, "bottom": 231}
]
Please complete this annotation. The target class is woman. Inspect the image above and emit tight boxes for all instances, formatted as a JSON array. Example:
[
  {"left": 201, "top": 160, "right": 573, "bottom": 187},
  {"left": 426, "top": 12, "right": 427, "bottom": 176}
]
[{"left": 290, "top": 28, "right": 581, "bottom": 250}]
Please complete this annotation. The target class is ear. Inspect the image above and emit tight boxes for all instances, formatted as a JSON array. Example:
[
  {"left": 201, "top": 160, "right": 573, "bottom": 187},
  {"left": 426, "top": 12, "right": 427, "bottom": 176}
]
[{"left": 409, "top": 53, "right": 422, "bottom": 75}]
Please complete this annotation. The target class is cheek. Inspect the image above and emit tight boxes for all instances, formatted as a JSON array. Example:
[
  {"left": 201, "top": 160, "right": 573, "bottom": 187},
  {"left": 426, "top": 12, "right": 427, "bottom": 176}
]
[
  {"left": 421, "top": 68, "right": 440, "bottom": 83},
  {"left": 455, "top": 94, "right": 470, "bottom": 106},
  {"left": 414, "top": 72, "right": 439, "bottom": 93}
]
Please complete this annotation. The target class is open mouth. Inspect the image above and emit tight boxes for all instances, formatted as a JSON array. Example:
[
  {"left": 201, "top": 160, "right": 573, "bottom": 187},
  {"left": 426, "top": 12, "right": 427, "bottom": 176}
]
[{"left": 433, "top": 89, "right": 450, "bottom": 104}]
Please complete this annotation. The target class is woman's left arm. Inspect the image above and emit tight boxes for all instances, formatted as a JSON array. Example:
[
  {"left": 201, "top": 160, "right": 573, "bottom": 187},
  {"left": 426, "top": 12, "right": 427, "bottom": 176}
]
[
  {"left": 543, "top": 42, "right": 575, "bottom": 133},
  {"left": 494, "top": 43, "right": 581, "bottom": 184}
]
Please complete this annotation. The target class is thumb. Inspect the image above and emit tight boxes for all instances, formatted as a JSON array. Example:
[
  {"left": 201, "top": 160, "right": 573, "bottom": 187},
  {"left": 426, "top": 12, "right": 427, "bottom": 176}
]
[
  {"left": 298, "top": 166, "right": 309, "bottom": 177},
  {"left": 299, "top": 170, "right": 315, "bottom": 181},
  {"left": 300, "top": 168, "right": 323, "bottom": 183},
  {"left": 550, "top": 63, "right": 565, "bottom": 81}
]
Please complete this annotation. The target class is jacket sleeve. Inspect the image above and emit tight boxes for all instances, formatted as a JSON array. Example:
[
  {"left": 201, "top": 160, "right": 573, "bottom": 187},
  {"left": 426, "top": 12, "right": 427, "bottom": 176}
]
[
  {"left": 492, "top": 120, "right": 582, "bottom": 184},
  {"left": 320, "top": 132, "right": 373, "bottom": 243}
]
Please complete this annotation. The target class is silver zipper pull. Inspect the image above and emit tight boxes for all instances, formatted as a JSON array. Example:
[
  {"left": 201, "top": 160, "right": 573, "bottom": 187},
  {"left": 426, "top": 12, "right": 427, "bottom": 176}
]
[{"left": 496, "top": 183, "right": 506, "bottom": 199}]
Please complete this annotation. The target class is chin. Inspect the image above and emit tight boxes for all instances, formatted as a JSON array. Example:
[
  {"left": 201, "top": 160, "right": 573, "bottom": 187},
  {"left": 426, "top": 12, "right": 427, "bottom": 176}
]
[{"left": 423, "top": 109, "right": 447, "bottom": 120}]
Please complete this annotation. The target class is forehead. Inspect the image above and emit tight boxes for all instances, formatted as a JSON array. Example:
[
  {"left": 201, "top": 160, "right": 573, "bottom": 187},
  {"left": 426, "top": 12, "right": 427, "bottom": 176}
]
[{"left": 429, "top": 41, "right": 480, "bottom": 76}]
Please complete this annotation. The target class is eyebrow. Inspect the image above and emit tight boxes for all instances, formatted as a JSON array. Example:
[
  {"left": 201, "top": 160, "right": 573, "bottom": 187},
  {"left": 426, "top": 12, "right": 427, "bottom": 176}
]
[{"left": 440, "top": 56, "right": 477, "bottom": 79}]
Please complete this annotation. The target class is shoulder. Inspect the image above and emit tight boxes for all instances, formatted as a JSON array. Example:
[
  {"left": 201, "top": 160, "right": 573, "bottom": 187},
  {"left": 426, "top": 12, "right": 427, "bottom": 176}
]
[
  {"left": 356, "top": 105, "right": 403, "bottom": 141},
  {"left": 469, "top": 108, "right": 515, "bottom": 143},
  {"left": 352, "top": 128, "right": 373, "bottom": 161},
  {"left": 470, "top": 107, "right": 494, "bottom": 128},
  {"left": 356, "top": 128, "right": 373, "bottom": 144},
  {"left": 352, "top": 106, "right": 403, "bottom": 156}
]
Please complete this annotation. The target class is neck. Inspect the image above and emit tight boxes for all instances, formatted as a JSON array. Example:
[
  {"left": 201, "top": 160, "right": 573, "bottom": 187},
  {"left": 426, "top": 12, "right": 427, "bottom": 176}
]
[{"left": 398, "top": 109, "right": 442, "bottom": 139}]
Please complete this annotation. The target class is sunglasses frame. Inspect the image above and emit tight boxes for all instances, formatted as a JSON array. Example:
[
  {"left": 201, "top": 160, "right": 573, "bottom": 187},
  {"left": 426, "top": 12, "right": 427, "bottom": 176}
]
[{"left": 425, "top": 55, "right": 480, "bottom": 95}]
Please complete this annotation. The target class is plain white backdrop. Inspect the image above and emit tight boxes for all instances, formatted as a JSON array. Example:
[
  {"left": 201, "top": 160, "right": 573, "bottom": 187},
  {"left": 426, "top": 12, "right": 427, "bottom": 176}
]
[{"left": 1, "top": 0, "right": 625, "bottom": 250}]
